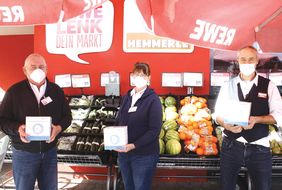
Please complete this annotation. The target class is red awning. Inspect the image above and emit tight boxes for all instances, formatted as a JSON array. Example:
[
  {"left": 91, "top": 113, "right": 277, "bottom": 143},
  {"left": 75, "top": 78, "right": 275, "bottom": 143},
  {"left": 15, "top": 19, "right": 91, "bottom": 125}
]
[
  {"left": 0, "top": 0, "right": 108, "bottom": 25},
  {"left": 135, "top": 0, "right": 282, "bottom": 53}
]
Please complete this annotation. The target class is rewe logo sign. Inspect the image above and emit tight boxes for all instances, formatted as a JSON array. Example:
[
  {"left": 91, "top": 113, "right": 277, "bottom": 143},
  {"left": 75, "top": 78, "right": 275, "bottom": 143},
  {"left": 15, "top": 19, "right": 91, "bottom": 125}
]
[
  {"left": 189, "top": 19, "right": 236, "bottom": 46},
  {"left": 0, "top": 6, "right": 24, "bottom": 23},
  {"left": 46, "top": 1, "right": 113, "bottom": 64}
]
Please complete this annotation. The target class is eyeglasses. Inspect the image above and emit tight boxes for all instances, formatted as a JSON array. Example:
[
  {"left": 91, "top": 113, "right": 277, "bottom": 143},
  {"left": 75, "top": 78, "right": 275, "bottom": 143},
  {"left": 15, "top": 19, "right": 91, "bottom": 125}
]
[
  {"left": 28, "top": 65, "right": 46, "bottom": 70},
  {"left": 131, "top": 73, "right": 147, "bottom": 78},
  {"left": 238, "top": 57, "right": 257, "bottom": 64}
]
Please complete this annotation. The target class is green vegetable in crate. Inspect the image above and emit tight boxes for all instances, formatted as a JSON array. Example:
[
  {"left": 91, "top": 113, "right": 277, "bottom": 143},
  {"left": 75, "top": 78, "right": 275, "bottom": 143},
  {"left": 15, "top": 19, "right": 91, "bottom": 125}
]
[
  {"left": 164, "top": 96, "right": 176, "bottom": 107},
  {"left": 165, "top": 111, "right": 179, "bottom": 121},
  {"left": 165, "top": 139, "right": 182, "bottom": 155},
  {"left": 159, "top": 128, "right": 165, "bottom": 139},
  {"left": 269, "top": 125, "right": 276, "bottom": 132},
  {"left": 162, "top": 120, "right": 178, "bottom": 131},
  {"left": 279, "top": 141, "right": 282, "bottom": 149},
  {"left": 162, "top": 112, "right": 166, "bottom": 121},
  {"left": 98, "top": 142, "right": 104, "bottom": 152},
  {"left": 159, "top": 138, "right": 165, "bottom": 154},
  {"left": 165, "top": 130, "right": 180, "bottom": 142},
  {"left": 159, "top": 96, "right": 165, "bottom": 105},
  {"left": 162, "top": 105, "right": 166, "bottom": 121},
  {"left": 165, "top": 106, "right": 177, "bottom": 113},
  {"left": 215, "top": 127, "right": 223, "bottom": 148},
  {"left": 270, "top": 139, "right": 282, "bottom": 154}
]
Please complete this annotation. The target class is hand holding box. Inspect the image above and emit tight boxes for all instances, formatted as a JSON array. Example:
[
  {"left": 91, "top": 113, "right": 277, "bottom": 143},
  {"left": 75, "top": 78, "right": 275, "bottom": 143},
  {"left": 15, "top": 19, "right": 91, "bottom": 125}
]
[
  {"left": 104, "top": 126, "right": 128, "bottom": 150},
  {"left": 223, "top": 101, "right": 251, "bottom": 127},
  {"left": 25, "top": 116, "right": 52, "bottom": 141}
]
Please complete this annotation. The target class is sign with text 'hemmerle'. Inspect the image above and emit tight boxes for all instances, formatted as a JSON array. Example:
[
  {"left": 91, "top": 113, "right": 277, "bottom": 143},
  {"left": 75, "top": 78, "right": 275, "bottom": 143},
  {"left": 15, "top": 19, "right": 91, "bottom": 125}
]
[{"left": 123, "top": 0, "right": 194, "bottom": 53}]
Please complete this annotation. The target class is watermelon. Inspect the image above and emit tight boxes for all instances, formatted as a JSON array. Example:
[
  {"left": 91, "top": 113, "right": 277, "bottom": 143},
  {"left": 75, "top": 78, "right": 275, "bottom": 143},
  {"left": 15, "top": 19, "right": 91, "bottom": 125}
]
[
  {"left": 159, "top": 96, "right": 165, "bottom": 105},
  {"left": 159, "top": 128, "right": 165, "bottom": 139},
  {"left": 166, "top": 139, "right": 182, "bottom": 155},
  {"left": 159, "top": 138, "right": 165, "bottom": 154},
  {"left": 165, "top": 106, "right": 177, "bottom": 113},
  {"left": 164, "top": 130, "right": 180, "bottom": 142},
  {"left": 162, "top": 120, "right": 178, "bottom": 131},
  {"left": 162, "top": 105, "right": 166, "bottom": 121},
  {"left": 165, "top": 112, "right": 179, "bottom": 121},
  {"left": 164, "top": 96, "right": 176, "bottom": 107},
  {"left": 162, "top": 111, "right": 166, "bottom": 121}
]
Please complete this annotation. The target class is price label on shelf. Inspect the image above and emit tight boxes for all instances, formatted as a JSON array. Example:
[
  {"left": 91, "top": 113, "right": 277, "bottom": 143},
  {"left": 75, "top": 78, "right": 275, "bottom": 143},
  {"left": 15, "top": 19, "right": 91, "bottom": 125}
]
[
  {"left": 101, "top": 73, "right": 120, "bottom": 86},
  {"left": 210, "top": 73, "right": 229, "bottom": 87},
  {"left": 71, "top": 74, "right": 91, "bottom": 88},
  {"left": 55, "top": 74, "right": 72, "bottom": 88},
  {"left": 183, "top": 72, "right": 203, "bottom": 87},
  {"left": 162, "top": 73, "right": 182, "bottom": 87}
]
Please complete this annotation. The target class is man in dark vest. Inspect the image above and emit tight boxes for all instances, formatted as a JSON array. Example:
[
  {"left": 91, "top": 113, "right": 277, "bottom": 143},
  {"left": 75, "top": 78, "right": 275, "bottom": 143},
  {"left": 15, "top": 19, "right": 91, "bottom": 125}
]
[{"left": 215, "top": 46, "right": 282, "bottom": 190}]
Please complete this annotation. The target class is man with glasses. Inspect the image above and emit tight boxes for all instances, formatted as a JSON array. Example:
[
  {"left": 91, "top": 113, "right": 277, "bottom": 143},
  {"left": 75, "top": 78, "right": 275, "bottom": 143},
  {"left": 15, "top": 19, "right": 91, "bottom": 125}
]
[
  {"left": 0, "top": 53, "right": 72, "bottom": 190},
  {"left": 215, "top": 46, "right": 282, "bottom": 190}
]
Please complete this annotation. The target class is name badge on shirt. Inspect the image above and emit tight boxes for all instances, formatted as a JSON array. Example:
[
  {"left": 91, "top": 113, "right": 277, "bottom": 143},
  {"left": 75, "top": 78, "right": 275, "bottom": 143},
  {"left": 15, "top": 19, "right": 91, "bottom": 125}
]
[
  {"left": 128, "top": 106, "right": 137, "bottom": 113},
  {"left": 41, "top": 96, "right": 53, "bottom": 105},
  {"left": 258, "top": 92, "right": 267, "bottom": 98}
]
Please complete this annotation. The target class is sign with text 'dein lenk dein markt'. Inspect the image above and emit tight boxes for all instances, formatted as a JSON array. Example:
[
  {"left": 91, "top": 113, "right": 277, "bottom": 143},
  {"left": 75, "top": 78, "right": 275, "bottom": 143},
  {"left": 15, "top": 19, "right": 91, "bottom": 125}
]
[{"left": 45, "top": 1, "right": 114, "bottom": 64}]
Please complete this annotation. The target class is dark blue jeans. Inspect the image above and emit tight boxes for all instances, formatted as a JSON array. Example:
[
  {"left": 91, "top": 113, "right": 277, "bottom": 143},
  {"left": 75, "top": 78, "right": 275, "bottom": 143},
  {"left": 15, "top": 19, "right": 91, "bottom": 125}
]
[
  {"left": 118, "top": 153, "right": 159, "bottom": 190},
  {"left": 220, "top": 137, "right": 272, "bottom": 190},
  {"left": 12, "top": 147, "right": 58, "bottom": 190}
]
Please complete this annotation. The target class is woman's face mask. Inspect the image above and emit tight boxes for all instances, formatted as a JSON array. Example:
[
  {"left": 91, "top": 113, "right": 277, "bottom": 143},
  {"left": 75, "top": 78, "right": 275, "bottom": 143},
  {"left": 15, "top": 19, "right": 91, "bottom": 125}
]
[{"left": 132, "top": 75, "right": 148, "bottom": 88}]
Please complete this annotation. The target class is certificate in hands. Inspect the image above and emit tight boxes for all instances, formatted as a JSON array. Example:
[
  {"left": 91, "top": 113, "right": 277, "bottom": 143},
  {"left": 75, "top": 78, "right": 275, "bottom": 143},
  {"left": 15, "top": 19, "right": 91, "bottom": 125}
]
[{"left": 223, "top": 101, "right": 251, "bottom": 127}]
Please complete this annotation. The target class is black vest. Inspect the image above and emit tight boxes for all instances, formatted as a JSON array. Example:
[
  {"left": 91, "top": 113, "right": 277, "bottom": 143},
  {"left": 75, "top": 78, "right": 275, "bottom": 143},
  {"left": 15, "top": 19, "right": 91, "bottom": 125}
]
[{"left": 224, "top": 76, "right": 270, "bottom": 142}]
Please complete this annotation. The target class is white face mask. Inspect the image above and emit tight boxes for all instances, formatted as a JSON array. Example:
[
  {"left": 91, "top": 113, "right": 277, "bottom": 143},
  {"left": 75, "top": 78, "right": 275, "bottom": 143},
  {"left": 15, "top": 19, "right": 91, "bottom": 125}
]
[
  {"left": 239, "top": 63, "right": 256, "bottom": 76},
  {"left": 133, "top": 76, "right": 148, "bottom": 88},
  {"left": 30, "top": 69, "right": 46, "bottom": 84}
]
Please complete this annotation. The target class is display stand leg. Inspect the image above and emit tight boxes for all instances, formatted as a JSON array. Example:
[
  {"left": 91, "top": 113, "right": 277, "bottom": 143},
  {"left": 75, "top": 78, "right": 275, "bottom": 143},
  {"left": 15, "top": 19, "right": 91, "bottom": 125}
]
[
  {"left": 112, "top": 166, "right": 118, "bottom": 190},
  {"left": 106, "top": 165, "right": 112, "bottom": 190},
  {"left": 115, "top": 169, "right": 124, "bottom": 190}
]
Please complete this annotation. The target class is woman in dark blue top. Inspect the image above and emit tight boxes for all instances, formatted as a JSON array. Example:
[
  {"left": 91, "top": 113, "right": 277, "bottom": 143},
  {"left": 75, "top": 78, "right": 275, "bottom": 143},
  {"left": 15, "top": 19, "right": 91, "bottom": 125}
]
[{"left": 115, "top": 62, "right": 162, "bottom": 190}]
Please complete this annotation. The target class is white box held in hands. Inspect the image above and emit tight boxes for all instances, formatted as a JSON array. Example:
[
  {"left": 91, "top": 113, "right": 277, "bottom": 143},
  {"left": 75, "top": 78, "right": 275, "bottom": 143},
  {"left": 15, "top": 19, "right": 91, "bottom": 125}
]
[
  {"left": 104, "top": 126, "right": 128, "bottom": 150},
  {"left": 25, "top": 116, "right": 52, "bottom": 141},
  {"left": 223, "top": 101, "right": 251, "bottom": 127}
]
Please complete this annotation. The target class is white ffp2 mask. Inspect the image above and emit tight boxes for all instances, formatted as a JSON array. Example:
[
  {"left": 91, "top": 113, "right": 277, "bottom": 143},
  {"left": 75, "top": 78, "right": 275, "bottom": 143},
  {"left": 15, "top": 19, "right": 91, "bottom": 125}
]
[
  {"left": 239, "top": 64, "right": 256, "bottom": 76},
  {"left": 133, "top": 76, "right": 148, "bottom": 88},
  {"left": 30, "top": 69, "right": 46, "bottom": 84}
]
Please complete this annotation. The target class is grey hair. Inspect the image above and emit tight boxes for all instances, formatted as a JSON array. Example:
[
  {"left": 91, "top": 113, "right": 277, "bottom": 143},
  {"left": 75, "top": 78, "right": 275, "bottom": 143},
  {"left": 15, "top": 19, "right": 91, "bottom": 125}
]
[
  {"left": 237, "top": 45, "right": 258, "bottom": 58},
  {"left": 24, "top": 53, "right": 47, "bottom": 67}
]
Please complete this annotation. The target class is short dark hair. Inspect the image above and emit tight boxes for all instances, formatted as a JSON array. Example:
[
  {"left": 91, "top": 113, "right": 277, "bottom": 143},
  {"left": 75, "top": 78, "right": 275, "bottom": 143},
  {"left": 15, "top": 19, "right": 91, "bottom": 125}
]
[{"left": 133, "top": 62, "right": 150, "bottom": 76}]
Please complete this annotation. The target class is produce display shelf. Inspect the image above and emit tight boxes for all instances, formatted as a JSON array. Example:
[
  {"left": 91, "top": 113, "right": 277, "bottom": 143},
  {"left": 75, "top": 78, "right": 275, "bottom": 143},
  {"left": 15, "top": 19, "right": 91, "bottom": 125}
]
[
  {"left": 4, "top": 151, "right": 104, "bottom": 166},
  {"left": 4, "top": 151, "right": 12, "bottom": 163},
  {"left": 272, "top": 156, "right": 282, "bottom": 169},
  {"left": 157, "top": 156, "right": 220, "bottom": 170},
  {"left": 157, "top": 155, "right": 282, "bottom": 170},
  {"left": 57, "top": 154, "right": 102, "bottom": 166}
]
